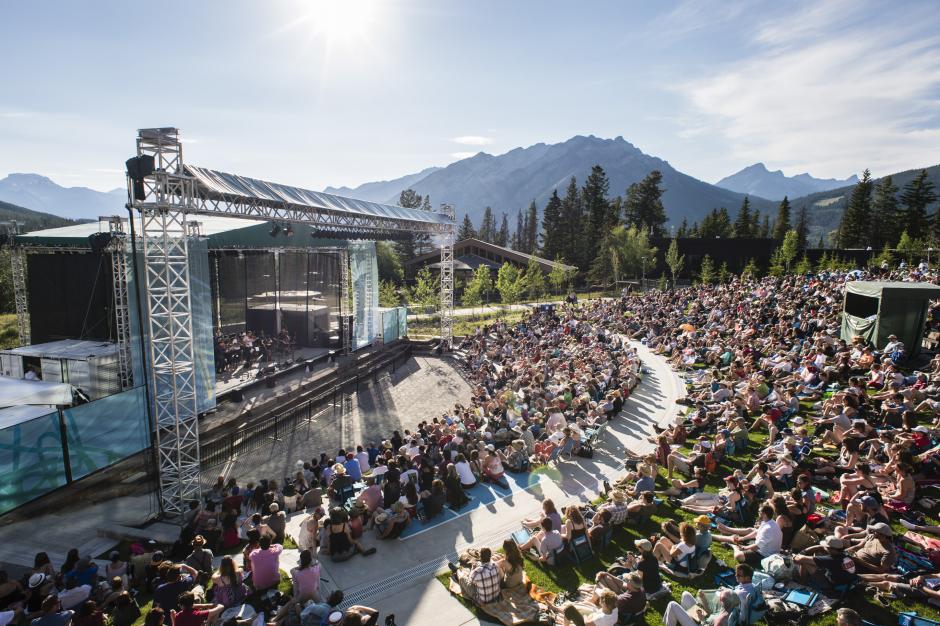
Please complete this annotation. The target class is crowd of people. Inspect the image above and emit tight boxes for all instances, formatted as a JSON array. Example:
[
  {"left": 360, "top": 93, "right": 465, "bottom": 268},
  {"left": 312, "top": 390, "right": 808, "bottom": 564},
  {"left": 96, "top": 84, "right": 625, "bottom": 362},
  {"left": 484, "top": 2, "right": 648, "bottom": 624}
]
[
  {"left": 6, "top": 261, "right": 940, "bottom": 626},
  {"left": 446, "top": 264, "right": 940, "bottom": 626}
]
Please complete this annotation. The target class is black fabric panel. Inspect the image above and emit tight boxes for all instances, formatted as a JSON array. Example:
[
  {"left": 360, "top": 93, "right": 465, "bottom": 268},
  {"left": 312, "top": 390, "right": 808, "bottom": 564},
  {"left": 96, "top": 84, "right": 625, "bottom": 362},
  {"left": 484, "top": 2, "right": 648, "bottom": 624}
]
[{"left": 28, "top": 253, "right": 113, "bottom": 343}]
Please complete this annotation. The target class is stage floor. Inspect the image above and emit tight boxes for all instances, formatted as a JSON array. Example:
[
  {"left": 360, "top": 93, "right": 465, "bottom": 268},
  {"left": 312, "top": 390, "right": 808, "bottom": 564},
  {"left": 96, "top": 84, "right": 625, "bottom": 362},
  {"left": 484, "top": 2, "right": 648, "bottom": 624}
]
[{"left": 214, "top": 346, "right": 332, "bottom": 397}]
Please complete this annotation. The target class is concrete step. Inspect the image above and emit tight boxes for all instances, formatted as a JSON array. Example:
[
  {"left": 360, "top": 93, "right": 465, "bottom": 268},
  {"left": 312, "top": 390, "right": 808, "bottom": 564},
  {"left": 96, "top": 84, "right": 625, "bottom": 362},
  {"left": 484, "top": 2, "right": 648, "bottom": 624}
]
[{"left": 96, "top": 521, "right": 180, "bottom": 544}]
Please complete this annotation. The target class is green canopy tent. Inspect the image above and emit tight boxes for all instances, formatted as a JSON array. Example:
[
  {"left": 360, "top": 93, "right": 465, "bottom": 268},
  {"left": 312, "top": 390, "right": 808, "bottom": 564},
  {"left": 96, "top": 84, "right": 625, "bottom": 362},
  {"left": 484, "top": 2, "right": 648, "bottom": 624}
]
[{"left": 841, "top": 281, "right": 940, "bottom": 357}]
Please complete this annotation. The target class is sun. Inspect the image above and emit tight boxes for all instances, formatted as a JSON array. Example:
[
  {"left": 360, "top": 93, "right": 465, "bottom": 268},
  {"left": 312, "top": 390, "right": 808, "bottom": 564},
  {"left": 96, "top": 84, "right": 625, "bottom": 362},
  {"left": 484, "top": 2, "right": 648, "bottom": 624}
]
[{"left": 306, "top": 0, "right": 381, "bottom": 45}]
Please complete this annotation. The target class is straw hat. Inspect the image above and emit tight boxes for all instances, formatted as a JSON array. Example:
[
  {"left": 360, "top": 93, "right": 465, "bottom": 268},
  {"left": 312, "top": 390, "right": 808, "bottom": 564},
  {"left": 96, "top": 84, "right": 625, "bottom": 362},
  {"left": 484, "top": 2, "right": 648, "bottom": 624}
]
[
  {"left": 333, "top": 463, "right": 346, "bottom": 475},
  {"left": 610, "top": 490, "right": 628, "bottom": 504}
]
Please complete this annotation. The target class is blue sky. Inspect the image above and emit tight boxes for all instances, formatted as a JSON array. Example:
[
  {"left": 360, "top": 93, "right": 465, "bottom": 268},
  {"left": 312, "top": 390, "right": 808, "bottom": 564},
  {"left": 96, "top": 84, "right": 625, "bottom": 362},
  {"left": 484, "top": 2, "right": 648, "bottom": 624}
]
[{"left": 2, "top": 0, "right": 939, "bottom": 192}]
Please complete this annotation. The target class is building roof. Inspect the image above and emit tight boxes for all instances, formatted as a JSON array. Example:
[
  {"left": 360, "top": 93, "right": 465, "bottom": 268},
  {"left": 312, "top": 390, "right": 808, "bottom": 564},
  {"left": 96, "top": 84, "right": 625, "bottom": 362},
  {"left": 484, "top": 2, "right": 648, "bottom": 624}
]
[{"left": 406, "top": 238, "right": 577, "bottom": 272}]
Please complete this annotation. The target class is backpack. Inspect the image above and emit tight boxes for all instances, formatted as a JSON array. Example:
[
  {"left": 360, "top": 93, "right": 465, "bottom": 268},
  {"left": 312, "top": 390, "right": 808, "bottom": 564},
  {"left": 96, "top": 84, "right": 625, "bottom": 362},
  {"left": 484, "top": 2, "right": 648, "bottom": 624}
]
[{"left": 743, "top": 588, "right": 768, "bottom": 625}]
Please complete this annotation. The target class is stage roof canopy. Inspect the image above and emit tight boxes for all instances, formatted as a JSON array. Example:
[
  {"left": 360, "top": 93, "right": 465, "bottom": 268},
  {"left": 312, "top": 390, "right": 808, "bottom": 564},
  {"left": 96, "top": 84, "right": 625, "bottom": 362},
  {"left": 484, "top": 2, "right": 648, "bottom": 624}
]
[{"left": 186, "top": 165, "right": 450, "bottom": 227}]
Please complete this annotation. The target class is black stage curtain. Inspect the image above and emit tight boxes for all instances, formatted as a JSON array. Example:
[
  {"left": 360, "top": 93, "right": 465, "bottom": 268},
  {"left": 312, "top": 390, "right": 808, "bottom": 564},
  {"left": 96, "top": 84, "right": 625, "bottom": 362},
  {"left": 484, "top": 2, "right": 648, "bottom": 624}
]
[{"left": 28, "top": 253, "right": 113, "bottom": 344}]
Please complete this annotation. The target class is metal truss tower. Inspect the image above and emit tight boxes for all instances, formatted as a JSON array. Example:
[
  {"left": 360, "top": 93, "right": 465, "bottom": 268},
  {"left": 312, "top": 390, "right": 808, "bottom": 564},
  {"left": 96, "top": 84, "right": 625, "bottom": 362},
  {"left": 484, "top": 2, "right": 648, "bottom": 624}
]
[
  {"left": 130, "top": 128, "right": 201, "bottom": 517},
  {"left": 340, "top": 249, "right": 351, "bottom": 354},
  {"left": 439, "top": 204, "right": 455, "bottom": 348},
  {"left": 105, "top": 217, "right": 133, "bottom": 390},
  {"left": 8, "top": 226, "right": 30, "bottom": 346}
]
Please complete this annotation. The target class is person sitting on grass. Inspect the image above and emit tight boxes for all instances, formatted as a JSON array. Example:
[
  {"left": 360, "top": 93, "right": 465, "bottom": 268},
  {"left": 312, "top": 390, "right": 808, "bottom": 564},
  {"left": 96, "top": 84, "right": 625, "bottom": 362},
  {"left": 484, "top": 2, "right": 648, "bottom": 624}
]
[
  {"left": 494, "top": 540, "right": 529, "bottom": 592},
  {"left": 522, "top": 499, "right": 562, "bottom": 532},
  {"left": 559, "top": 588, "right": 619, "bottom": 626},
  {"left": 596, "top": 490, "right": 630, "bottom": 526},
  {"left": 651, "top": 521, "right": 698, "bottom": 571},
  {"left": 169, "top": 591, "right": 224, "bottom": 626},
  {"left": 662, "top": 586, "right": 741, "bottom": 626},
  {"left": 449, "top": 547, "right": 502, "bottom": 607},
  {"left": 718, "top": 504, "right": 782, "bottom": 567},
  {"left": 518, "top": 517, "right": 564, "bottom": 565}
]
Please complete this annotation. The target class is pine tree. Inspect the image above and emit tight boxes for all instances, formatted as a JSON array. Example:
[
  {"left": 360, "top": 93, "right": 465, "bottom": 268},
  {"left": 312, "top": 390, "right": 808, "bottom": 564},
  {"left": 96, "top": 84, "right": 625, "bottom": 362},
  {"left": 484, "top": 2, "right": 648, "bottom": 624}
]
[
  {"left": 838, "top": 169, "right": 874, "bottom": 248},
  {"left": 773, "top": 196, "right": 792, "bottom": 240},
  {"left": 900, "top": 169, "right": 938, "bottom": 242},
  {"left": 582, "top": 165, "right": 613, "bottom": 269},
  {"left": 395, "top": 189, "right": 423, "bottom": 264},
  {"left": 699, "top": 255, "right": 715, "bottom": 284},
  {"left": 540, "top": 189, "right": 563, "bottom": 259},
  {"left": 795, "top": 205, "right": 809, "bottom": 252},
  {"left": 559, "top": 177, "right": 584, "bottom": 270},
  {"left": 478, "top": 207, "right": 497, "bottom": 243},
  {"left": 760, "top": 214, "right": 771, "bottom": 238},
  {"left": 733, "top": 197, "right": 753, "bottom": 238},
  {"left": 751, "top": 209, "right": 762, "bottom": 238},
  {"left": 496, "top": 213, "right": 510, "bottom": 247},
  {"left": 623, "top": 171, "right": 667, "bottom": 237},
  {"left": 676, "top": 218, "right": 689, "bottom": 238},
  {"left": 526, "top": 201, "right": 539, "bottom": 254},
  {"left": 870, "top": 176, "right": 900, "bottom": 249},
  {"left": 511, "top": 210, "right": 523, "bottom": 250},
  {"left": 457, "top": 214, "right": 476, "bottom": 240}
]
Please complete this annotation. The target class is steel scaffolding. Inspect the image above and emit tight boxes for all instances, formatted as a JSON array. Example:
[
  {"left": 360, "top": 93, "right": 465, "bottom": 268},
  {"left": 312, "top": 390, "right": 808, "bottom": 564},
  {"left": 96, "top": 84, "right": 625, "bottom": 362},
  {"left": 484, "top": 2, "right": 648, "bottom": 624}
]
[
  {"left": 127, "top": 127, "right": 454, "bottom": 519},
  {"left": 104, "top": 217, "right": 134, "bottom": 390},
  {"left": 10, "top": 247, "right": 30, "bottom": 347},
  {"left": 340, "top": 248, "right": 351, "bottom": 355},
  {"left": 130, "top": 129, "right": 202, "bottom": 517},
  {"left": 439, "top": 205, "right": 455, "bottom": 348}
]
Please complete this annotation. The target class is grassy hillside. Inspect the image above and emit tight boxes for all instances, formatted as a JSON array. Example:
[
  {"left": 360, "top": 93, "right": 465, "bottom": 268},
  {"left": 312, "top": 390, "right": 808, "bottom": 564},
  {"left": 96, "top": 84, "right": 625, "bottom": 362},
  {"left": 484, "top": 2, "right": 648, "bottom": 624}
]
[
  {"left": 788, "top": 163, "right": 940, "bottom": 244},
  {"left": 0, "top": 199, "right": 75, "bottom": 233}
]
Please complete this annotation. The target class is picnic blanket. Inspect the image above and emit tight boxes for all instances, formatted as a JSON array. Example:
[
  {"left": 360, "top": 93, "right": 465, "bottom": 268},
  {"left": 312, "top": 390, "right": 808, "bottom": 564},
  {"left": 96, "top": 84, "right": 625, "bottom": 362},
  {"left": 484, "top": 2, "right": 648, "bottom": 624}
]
[
  {"left": 445, "top": 548, "right": 550, "bottom": 626},
  {"left": 446, "top": 576, "right": 548, "bottom": 625}
]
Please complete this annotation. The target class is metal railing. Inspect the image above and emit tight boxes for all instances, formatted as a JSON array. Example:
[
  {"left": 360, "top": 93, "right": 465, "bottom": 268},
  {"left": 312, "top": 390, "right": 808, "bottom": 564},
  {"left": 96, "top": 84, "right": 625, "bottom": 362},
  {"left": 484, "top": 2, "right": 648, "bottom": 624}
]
[{"left": 199, "top": 343, "right": 412, "bottom": 469}]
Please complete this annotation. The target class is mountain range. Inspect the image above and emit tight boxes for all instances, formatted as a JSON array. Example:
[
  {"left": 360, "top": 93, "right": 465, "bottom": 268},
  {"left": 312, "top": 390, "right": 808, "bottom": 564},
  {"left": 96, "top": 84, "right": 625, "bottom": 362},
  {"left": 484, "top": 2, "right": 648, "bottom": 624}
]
[
  {"left": 715, "top": 163, "right": 859, "bottom": 201},
  {"left": 4, "top": 136, "right": 938, "bottom": 245},
  {"left": 322, "top": 135, "right": 778, "bottom": 227},
  {"left": 0, "top": 173, "right": 126, "bottom": 221}
]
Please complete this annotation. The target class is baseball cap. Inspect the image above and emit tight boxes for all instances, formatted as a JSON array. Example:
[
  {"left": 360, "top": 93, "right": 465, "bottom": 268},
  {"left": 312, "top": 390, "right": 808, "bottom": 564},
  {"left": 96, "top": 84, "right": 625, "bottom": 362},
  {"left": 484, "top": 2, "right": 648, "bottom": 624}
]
[
  {"left": 635, "top": 538, "right": 653, "bottom": 552},
  {"left": 820, "top": 536, "right": 844, "bottom": 550},
  {"left": 695, "top": 515, "right": 711, "bottom": 527},
  {"left": 868, "top": 522, "right": 893, "bottom": 537}
]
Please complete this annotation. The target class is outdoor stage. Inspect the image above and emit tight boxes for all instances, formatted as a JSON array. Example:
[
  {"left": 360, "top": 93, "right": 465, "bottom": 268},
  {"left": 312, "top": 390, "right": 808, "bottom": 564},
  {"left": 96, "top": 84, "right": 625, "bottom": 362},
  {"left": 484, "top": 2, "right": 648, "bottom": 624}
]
[{"left": 214, "top": 346, "right": 332, "bottom": 397}]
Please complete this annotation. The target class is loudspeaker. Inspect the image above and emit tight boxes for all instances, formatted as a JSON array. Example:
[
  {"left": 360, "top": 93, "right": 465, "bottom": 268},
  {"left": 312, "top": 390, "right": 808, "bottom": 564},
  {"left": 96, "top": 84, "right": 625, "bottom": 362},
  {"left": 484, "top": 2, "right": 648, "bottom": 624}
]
[
  {"left": 88, "top": 232, "right": 114, "bottom": 253},
  {"left": 125, "top": 154, "right": 155, "bottom": 202}
]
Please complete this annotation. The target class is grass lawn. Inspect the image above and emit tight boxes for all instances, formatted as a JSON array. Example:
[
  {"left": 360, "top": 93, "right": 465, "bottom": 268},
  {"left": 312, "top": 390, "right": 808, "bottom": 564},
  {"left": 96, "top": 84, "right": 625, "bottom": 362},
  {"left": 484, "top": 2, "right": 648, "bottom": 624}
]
[
  {"left": 0, "top": 313, "right": 18, "bottom": 349},
  {"left": 437, "top": 395, "right": 940, "bottom": 625},
  {"left": 408, "top": 309, "right": 527, "bottom": 338}
]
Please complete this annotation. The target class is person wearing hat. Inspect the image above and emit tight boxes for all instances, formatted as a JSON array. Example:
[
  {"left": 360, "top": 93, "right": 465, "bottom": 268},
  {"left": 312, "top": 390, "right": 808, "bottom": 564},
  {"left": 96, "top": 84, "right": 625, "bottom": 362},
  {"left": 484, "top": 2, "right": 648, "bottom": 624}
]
[
  {"left": 845, "top": 522, "right": 897, "bottom": 574},
  {"left": 263, "top": 502, "right": 287, "bottom": 545},
  {"left": 793, "top": 535, "right": 856, "bottom": 592},
  {"left": 498, "top": 439, "right": 529, "bottom": 473},
  {"left": 838, "top": 493, "right": 890, "bottom": 538},
  {"left": 183, "top": 536, "right": 214, "bottom": 578},
  {"left": 25, "top": 573, "right": 53, "bottom": 613},
  {"left": 597, "top": 490, "right": 630, "bottom": 526}
]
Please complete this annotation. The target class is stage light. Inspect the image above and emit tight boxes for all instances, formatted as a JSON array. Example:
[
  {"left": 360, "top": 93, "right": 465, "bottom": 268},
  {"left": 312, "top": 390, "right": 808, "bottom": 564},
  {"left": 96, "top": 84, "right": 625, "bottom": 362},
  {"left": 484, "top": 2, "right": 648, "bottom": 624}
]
[
  {"left": 125, "top": 155, "right": 155, "bottom": 202},
  {"left": 270, "top": 224, "right": 282, "bottom": 237}
]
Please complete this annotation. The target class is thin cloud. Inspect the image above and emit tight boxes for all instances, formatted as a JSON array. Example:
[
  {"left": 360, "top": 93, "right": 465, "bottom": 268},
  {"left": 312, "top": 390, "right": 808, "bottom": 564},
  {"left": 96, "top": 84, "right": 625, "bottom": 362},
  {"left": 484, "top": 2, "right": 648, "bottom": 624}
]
[
  {"left": 0, "top": 111, "right": 34, "bottom": 119},
  {"left": 675, "top": 1, "right": 940, "bottom": 178},
  {"left": 452, "top": 135, "right": 493, "bottom": 146}
]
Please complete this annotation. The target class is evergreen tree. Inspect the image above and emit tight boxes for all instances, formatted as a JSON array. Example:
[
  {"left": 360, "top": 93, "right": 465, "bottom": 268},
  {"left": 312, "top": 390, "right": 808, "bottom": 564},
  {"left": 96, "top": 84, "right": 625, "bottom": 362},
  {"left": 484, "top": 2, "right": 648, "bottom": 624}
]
[
  {"left": 699, "top": 255, "right": 715, "bottom": 284},
  {"left": 700, "top": 208, "right": 733, "bottom": 238},
  {"left": 837, "top": 169, "right": 874, "bottom": 248},
  {"left": 395, "top": 189, "right": 423, "bottom": 265},
  {"left": 773, "top": 196, "right": 792, "bottom": 240},
  {"left": 526, "top": 201, "right": 539, "bottom": 254},
  {"left": 457, "top": 214, "right": 476, "bottom": 240},
  {"left": 870, "top": 176, "right": 900, "bottom": 249},
  {"left": 676, "top": 218, "right": 689, "bottom": 238},
  {"left": 582, "top": 165, "right": 613, "bottom": 269},
  {"left": 795, "top": 205, "right": 809, "bottom": 252},
  {"left": 478, "top": 207, "right": 497, "bottom": 243},
  {"left": 733, "top": 196, "right": 753, "bottom": 238},
  {"left": 559, "top": 177, "right": 585, "bottom": 270},
  {"left": 496, "top": 213, "right": 510, "bottom": 247},
  {"left": 900, "top": 169, "right": 938, "bottom": 241},
  {"left": 623, "top": 170, "right": 668, "bottom": 237},
  {"left": 540, "top": 189, "right": 564, "bottom": 260},
  {"left": 751, "top": 209, "right": 762, "bottom": 237},
  {"left": 759, "top": 213, "right": 771, "bottom": 238}
]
